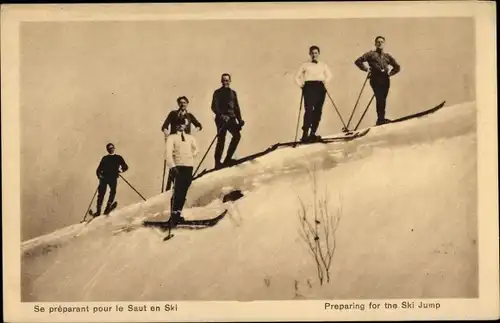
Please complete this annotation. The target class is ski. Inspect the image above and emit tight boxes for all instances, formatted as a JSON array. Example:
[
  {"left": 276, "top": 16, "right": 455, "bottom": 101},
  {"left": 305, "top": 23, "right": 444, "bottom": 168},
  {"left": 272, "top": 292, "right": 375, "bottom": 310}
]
[
  {"left": 276, "top": 127, "right": 371, "bottom": 149},
  {"left": 193, "top": 129, "right": 371, "bottom": 180},
  {"left": 355, "top": 100, "right": 446, "bottom": 131},
  {"left": 143, "top": 209, "right": 228, "bottom": 233},
  {"left": 387, "top": 100, "right": 446, "bottom": 125}
]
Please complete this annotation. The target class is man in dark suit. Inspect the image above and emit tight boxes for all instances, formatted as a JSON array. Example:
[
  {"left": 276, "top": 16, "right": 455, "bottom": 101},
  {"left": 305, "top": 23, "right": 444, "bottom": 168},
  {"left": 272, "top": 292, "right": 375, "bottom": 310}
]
[
  {"left": 211, "top": 73, "right": 245, "bottom": 168},
  {"left": 355, "top": 36, "right": 401, "bottom": 126}
]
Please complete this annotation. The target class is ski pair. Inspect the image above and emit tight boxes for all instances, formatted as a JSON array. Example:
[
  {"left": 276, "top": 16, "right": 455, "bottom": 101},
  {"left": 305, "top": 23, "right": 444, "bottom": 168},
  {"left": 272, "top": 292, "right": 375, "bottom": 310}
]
[
  {"left": 83, "top": 201, "right": 118, "bottom": 224},
  {"left": 80, "top": 174, "right": 146, "bottom": 224},
  {"left": 279, "top": 127, "right": 370, "bottom": 149},
  {"left": 142, "top": 209, "right": 228, "bottom": 241},
  {"left": 88, "top": 201, "right": 118, "bottom": 217}
]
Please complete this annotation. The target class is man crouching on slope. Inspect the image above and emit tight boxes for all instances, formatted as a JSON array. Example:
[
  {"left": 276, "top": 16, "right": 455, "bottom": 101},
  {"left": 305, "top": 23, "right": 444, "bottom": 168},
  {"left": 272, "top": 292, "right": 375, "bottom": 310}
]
[{"left": 165, "top": 121, "right": 199, "bottom": 224}]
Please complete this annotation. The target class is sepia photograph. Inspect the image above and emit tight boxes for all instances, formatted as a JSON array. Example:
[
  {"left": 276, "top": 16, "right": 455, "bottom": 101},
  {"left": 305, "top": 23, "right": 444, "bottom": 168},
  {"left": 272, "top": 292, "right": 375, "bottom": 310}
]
[{"left": 2, "top": 2, "right": 498, "bottom": 322}]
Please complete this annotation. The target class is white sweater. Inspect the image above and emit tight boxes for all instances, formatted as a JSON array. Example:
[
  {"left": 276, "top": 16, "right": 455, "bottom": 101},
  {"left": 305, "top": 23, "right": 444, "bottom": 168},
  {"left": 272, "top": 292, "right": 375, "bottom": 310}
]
[
  {"left": 295, "top": 61, "right": 332, "bottom": 87},
  {"left": 165, "top": 132, "right": 199, "bottom": 168}
]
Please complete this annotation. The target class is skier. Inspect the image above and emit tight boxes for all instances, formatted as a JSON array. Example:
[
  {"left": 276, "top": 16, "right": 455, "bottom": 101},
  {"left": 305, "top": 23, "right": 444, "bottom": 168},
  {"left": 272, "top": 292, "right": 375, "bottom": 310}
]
[
  {"left": 211, "top": 73, "right": 245, "bottom": 168},
  {"left": 161, "top": 96, "right": 202, "bottom": 191},
  {"left": 161, "top": 96, "right": 203, "bottom": 136},
  {"left": 295, "top": 45, "right": 332, "bottom": 142},
  {"left": 165, "top": 121, "right": 199, "bottom": 224},
  {"left": 354, "top": 36, "right": 401, "bottom": 126},
  {"left": 94, "top": 143, "right": 129, "bottom": 216}
]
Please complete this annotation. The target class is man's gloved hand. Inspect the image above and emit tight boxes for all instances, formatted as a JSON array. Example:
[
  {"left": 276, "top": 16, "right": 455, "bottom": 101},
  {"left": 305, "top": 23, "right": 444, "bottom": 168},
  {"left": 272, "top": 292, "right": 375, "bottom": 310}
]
[
  {"left": 170, "top": 167, "right": 179, "bottom": 177},
  {"left": 238, "top": 119, "right": 245, "bottom": 127},
  {"left": 196, "top": 125, "right": 203, "bottom": 131}
]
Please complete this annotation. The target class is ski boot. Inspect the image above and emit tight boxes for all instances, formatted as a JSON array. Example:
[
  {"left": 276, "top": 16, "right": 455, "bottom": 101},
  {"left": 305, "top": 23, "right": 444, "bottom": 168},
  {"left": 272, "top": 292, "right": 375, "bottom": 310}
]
[
  {"left": 215, "top": 160, "right": 223, "bottom": 169},
  {"left": 91, "top": 209, "right": 101, "bottom": 217},
  {"left": 300, "top": 130, "right": 310, "bottom": 143},
  {"left": 170, "top": 211, "right": 185, "bottom": 225},
  {"left": 376, "top": 118, "right": 392, "bottom": 126},
  {"left": 309, "top": 134, "right": 322, "bottom": 142},
  {"left": 223, "top": 158, "right": 238, "bottom": 166},
  {"left": 103, "top": 201, "right": 117, "bottom": 215}
]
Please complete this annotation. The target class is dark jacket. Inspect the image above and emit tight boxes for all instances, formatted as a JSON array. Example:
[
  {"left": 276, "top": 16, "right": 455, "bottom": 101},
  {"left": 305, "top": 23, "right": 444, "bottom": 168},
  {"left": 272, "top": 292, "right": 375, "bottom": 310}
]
[
  {"left": 211, "top": 87, "right": 242, "bottom": 121},
  {"left": 355, "top": 50, "right": 401, "bottom": 77},
  {"left": 96, "top": 154, "right": 128, "bottom": 179},
  {"left": 161, "top": 110, "right": 202, "bottom": 135}
]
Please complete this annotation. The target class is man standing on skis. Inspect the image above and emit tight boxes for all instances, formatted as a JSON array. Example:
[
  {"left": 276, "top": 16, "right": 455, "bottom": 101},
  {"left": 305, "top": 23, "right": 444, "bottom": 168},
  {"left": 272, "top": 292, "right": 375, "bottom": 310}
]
[
  {"left": 94, "top": 143, "right": 129, "bottom": 216},
  {"left": 161, "top": 96, "right": 202, "bottom": 191},
  {"left": 165, "top": 121, "right": 199, "bottom": 224},
  {"left": 355, "top": 36, "right": 401, "bottom": 126},
  {"left": 295, "top": 45, "right": 332, "bottom": 142},
  {"left": 211, "top": 73, "right": 245, "bottom": 168}
]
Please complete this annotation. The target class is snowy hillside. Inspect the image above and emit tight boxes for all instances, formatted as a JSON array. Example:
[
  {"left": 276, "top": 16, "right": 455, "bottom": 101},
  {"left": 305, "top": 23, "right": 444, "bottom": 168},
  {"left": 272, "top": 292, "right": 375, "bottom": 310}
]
[{"left": 22, "top": 101, "right": 478, "bottom": 301}]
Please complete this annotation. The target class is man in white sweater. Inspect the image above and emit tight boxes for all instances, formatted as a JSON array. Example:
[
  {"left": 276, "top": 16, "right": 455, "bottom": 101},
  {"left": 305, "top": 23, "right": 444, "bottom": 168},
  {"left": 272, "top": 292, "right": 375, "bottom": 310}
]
[
  {"left": 295, "top": 45, "right": 332, "bottom": 142},
  {"left": 165, "top": 121, "right": 199, "bottom": 223}
]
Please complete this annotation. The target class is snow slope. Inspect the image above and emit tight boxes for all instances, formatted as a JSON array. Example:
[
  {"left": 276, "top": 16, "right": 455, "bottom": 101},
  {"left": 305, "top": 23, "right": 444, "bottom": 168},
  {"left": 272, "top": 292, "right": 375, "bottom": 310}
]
[{"left": 22, "top": 101, "right": 478, "bottom": 301}]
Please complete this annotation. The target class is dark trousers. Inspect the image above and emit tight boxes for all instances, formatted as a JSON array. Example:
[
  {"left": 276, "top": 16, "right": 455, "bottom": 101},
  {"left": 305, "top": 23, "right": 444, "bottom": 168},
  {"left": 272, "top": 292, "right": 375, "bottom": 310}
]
[
  {"left": 302, "top": 81, "right": 326, "bottom": 136},
  {"left": 97, "top": 177, "right": 117, "bottom": 211},
  {"left": 214, "top": 117, "right": 241, "bottom": 164},
  {"left": 171, "top": 166, "right": 193, "bottom": 213},
  {"left": 370, "top": 74, "right": 391, "bottom": 121},
  {"left": 165, "top": 168, "right": 174, "bottom": 191}
]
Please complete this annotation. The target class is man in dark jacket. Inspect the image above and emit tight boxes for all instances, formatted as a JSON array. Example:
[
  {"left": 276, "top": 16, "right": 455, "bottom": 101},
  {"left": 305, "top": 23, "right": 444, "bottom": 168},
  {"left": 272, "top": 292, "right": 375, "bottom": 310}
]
[
  {"left": 161, "top": 96, "right": 202, "bottom": 191},
  {"left": 161, "top": 96, "right": 203, "bottom": 137},
  {"left": 211, "top": 73, "right": 245, "bottom": 168},
  {"left": 95, "top": 143, "right": 129, "bottom": 216},
  {"left": 355, "top": 36, "right": 401, "bottom": 126}
]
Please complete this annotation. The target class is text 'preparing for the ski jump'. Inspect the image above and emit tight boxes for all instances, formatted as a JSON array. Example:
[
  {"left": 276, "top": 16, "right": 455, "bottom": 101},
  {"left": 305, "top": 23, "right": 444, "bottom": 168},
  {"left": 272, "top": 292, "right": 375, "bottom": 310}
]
[
  {"left": 32, "top": 304, "right": 179, "bottom": 314},
  {"left": 324, "top": 301, "right": 441, "bottom": 311}
]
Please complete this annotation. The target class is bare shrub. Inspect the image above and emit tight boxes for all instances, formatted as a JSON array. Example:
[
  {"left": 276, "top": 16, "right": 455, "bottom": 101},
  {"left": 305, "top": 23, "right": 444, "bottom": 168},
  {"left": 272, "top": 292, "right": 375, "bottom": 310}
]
[
  {"left": 264, "top": 276, "right": 271, "bottom": 288},
  {"left": 294, "top": 280, "right": 304, "bottom": 299},
  {"left": 297, "top": 167, "right": 342, "bottom": 285}
]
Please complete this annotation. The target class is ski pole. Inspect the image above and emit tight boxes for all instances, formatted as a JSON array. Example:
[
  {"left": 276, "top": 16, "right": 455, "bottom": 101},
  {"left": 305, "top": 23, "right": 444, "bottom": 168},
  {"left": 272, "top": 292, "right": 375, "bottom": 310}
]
[
  {"left": 164, "top": 176, "right": 176, "bottom": 241},
  {"left": 294, "top": 92, "right": 304, "bottom": 143},
  {"left": 192, "top": 122, "right": 227, "bottom": 178},
  {"left": 354, "top": 94, "right": 375, "bottom": 131},
  {"left": 345, "top": 73, "right": 370, "bottom": 130},
  {"left": 325, "top": 89, "right": 349, "bottom": 131},
  {"left": 161, "top": 137, "right": 167, "bottom": 193},
  {"left": 80, "top": 186, "right": 98, "bottom": 223},
  {"left": 119, "top": 174, "right": 147, "bottom": 201},
  {"left": 193, "top": 133, "right": 218, "bottom": 178},
  {"left": 161, "top": 159, "right": 167, "bottom": 193}
]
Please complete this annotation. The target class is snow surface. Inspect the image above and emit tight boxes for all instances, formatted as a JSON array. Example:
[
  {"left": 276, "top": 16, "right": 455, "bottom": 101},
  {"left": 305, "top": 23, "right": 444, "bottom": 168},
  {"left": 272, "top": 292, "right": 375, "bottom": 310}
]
[{"left": 22, "top": 101, "right": 478, "bottom": 301}]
